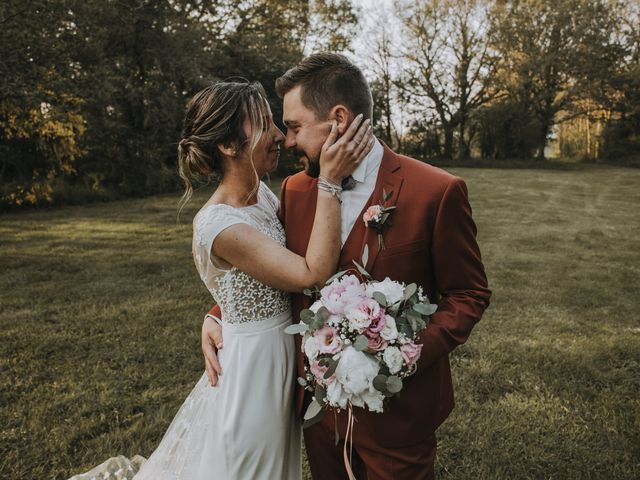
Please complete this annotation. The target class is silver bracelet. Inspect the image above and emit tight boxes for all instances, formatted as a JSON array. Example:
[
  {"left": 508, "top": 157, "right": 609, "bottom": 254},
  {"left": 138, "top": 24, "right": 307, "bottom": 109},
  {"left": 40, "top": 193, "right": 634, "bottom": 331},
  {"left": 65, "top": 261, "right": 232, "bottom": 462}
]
[
  {"left": 317, "top": 176, "right": 343, "bottom": 204},
  {"left": 204, "top": 313, "right": 222, "bottom": 326}
]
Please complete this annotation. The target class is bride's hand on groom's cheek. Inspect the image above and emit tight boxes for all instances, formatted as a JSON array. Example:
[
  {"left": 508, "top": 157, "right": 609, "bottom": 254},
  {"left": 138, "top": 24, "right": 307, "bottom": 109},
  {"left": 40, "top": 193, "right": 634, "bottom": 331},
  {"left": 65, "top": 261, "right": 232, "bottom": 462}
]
[{"left": 201, "top": 315, "right": 224, "bottom": 387}]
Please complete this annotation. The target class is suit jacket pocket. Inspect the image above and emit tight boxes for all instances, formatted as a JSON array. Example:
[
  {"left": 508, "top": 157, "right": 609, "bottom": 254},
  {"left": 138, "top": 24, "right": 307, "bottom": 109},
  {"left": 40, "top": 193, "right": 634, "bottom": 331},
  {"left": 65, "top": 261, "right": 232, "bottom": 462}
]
[{"left": 379, "top": 238, "right": 428, "bottom": 258}]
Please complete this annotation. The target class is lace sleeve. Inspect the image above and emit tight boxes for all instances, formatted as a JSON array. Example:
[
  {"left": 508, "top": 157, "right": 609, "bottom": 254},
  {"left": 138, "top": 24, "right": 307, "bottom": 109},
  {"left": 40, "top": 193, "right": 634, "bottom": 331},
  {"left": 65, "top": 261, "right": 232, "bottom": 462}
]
[{"left": 193, "top": 204, "right": 250, "bottom": 272}]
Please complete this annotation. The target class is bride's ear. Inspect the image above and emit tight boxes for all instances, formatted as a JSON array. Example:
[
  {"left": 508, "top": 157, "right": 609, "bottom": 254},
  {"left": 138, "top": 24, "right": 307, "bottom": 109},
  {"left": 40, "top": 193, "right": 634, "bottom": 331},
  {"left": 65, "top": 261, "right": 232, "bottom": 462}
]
[
  {"left": 217, "top": 142, "right": 237, "bottom": 158},
  {"left": 329, "top": 105, "right": 351, "bottom": 135}
]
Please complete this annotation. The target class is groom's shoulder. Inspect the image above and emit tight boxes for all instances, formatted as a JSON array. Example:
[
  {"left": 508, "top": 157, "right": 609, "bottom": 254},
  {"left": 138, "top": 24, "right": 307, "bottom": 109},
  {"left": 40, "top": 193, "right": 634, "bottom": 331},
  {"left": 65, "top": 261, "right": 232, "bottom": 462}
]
[
  {"left": 282, "top": 171, "right": 315, "bottom": 192},
  {"left": 393, "top": 151, "right": 459, "bottom": 187}
]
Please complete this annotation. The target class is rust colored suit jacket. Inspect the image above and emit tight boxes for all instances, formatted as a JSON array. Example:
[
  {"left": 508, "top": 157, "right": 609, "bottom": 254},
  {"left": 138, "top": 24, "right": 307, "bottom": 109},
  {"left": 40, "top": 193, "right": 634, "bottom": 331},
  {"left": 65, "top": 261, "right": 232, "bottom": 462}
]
[{"left": 209, "top": 142, "right": 491, "bottom": 447}]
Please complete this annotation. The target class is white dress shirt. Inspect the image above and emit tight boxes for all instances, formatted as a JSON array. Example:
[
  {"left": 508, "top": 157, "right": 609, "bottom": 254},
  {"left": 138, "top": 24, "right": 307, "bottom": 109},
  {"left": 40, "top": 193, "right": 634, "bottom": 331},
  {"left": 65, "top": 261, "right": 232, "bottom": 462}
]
[{"left": 340, "top": 138, "right": 384, "bottom": 246}]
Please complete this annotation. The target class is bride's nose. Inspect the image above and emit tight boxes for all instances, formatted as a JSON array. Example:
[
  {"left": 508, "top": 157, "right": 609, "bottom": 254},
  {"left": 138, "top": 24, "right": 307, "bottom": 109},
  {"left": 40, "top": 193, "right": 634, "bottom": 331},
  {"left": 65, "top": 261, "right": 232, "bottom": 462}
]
[{"left": 273, "top": 127, "right": 285, "bottom": 143}]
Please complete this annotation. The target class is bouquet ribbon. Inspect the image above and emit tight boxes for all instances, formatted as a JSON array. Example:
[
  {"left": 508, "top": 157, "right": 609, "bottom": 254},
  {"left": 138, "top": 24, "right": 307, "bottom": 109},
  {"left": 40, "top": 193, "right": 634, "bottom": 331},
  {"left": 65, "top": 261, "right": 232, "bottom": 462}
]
[{"left": 343, "top": 404, "right": 356, "bottom": 480}]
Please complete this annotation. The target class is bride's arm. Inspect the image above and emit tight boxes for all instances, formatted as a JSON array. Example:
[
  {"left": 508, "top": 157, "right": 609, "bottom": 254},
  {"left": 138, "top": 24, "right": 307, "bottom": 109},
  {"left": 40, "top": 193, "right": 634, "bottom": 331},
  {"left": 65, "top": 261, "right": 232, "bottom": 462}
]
[{"left": 212, "top": 116, "right": 373, "bottom": 293}]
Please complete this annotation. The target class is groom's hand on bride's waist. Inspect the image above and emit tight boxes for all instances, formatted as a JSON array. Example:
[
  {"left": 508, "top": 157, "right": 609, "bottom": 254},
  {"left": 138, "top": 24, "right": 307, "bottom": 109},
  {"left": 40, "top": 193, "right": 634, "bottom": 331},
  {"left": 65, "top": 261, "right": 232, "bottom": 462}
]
[{"left": 202, "top": 309, "right": 224, "bottom": 387}]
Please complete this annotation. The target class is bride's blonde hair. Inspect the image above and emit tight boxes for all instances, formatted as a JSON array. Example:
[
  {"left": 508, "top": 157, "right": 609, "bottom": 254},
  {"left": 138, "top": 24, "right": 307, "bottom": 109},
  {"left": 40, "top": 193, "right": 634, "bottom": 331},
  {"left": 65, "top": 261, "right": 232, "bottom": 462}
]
[{"left": 177, "top": 80, "right": 270, "bottom": 211}]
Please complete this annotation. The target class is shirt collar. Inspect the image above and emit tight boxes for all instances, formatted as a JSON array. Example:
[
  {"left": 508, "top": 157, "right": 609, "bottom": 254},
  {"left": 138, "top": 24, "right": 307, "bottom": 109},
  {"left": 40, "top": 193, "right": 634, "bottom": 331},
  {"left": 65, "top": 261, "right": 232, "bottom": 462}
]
[{"left": 351, "top": 137, "right": 383, "bottom": 184}]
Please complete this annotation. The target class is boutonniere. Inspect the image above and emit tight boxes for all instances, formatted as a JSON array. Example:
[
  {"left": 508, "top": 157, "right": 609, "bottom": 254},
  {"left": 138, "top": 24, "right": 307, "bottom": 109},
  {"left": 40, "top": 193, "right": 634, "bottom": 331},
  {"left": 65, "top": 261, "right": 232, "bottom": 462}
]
[{"left": 362, "top": 189, "right": 396, "bottom": 251}]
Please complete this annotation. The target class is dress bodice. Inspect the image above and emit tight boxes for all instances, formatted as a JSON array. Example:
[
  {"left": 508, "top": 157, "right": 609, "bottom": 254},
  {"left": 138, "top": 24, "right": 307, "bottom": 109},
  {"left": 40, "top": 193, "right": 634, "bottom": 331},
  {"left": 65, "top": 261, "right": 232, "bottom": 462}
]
[{"left": 192, "top": 182, "right": 291, "bottom": 323}]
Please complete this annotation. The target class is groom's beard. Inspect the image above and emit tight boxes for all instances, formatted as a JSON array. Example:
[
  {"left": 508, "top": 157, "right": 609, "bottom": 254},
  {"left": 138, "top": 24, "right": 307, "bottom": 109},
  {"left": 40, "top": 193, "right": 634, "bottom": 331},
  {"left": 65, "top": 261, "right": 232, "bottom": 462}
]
[
  {"left": 294, "top": 148, "right": 321, "bottom": 178},
  {"left": 306, "top": 159, "right": 320, "bottom": 178}
]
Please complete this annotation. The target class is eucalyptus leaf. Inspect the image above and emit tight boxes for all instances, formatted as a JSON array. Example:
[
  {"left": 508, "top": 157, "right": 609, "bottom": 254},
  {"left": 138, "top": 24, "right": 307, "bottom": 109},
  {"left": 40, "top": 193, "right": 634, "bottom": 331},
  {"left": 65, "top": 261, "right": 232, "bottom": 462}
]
[
  {"left": 361, "top": 244, "right": 369, "bottom": 267},
  {"left": 373, "top": 374, "right": 388, "bottom": 392},
  {"left": 413, "top": 303, "right": 438, "bottom": 316},
  {"left": 403, "top": 283, "right": 418, "bottom": 300},
  {"left": 304, "top": 399, "right": 323, "bottom": 421},
  {"left": 318, "top": 357, "right": 331, "bottom": 367},
  {"left": 300, "top": 309, "right": 315, "bottom": 324},
  {"left": 324, "top": 358, "right": 339, "bottom": 379},
  {"left": 302, "top": 401, "right": 326, "bottom": 429},
  {"left": 303, "top": 410, "right": 326, "bottom": 429},
  {"left": 386, "top": 375, "right": 403, "bottom": 394},
  {"left": 284, "top": 323, "right": 308, "bottom": 335},
  {"left": 353, "top": 335, "right": 369, "bottom": 351},
  {"left": 310, "top": 317, "right": 325, "bottom": 330},
  {"left": 408, "top": 316, "right": 417, "bottom": 332},
  {"left": 303, "top": 288, "right": 313, "bottom": 297},
  {"left": 316, "top": 306, "right": 330, "bottom": 322},
  {"left": 297, "top": 377, "right": 308, "bottom": 387},
  {"left": 315, "top": 385, "right": 326, "bottom": 404},
  {"left": 372, "top": 291, "right": 388, "bottom": 307},
  {"left": 352, "top": 259, "right": 369, "bottom": 277},
  {"left": 381, "top": 213, "right": 390, "bottom": 223}
]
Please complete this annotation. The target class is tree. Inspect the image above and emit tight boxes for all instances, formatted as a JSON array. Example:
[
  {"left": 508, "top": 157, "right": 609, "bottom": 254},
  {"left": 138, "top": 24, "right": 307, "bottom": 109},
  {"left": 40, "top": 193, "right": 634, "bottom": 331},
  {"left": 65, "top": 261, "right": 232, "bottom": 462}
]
[
  {"left": 396, "top": 0, "right": 498, "bottom": 160},
  {"left": 489, "top": 0, "right": 620, "bottom": 160}
]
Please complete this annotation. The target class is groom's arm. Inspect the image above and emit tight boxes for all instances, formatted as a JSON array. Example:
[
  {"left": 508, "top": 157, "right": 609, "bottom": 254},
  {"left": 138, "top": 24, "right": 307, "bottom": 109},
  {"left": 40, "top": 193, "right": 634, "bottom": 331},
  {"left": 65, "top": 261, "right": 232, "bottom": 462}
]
[
  {"left": 202, "top": 304, "right": 223, "bottom": 386},
  {"left": 418, "top": 177, "right": 491, "bottom": 368}
]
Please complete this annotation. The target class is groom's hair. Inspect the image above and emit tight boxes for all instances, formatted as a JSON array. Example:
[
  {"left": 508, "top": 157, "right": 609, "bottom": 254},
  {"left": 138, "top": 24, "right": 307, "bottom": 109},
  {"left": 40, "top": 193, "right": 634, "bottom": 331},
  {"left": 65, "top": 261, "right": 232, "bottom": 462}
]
[{"left": 275, "top": 52, "right": 373, "bottom": 121}]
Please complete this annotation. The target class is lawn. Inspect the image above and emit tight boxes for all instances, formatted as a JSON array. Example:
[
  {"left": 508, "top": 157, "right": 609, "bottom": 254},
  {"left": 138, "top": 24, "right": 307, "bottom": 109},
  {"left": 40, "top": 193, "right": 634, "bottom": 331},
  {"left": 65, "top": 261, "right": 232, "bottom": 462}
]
[{"left": 1, "top": 167, "right": 639, "bottom": 479}]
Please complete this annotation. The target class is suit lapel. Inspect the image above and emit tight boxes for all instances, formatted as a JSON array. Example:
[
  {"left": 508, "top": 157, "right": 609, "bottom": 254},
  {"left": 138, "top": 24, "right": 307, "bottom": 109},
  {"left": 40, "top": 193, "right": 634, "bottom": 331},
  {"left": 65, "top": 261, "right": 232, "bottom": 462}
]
[{"left": 340, "top": 144, "right": 403, "bottom": 272}]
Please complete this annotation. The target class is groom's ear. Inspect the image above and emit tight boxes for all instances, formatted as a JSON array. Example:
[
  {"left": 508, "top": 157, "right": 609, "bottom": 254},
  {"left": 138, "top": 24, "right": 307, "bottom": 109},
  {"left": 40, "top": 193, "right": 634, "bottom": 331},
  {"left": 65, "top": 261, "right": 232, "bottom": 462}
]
[{"left": 329, "top": 105, "right": 351, "bottom": 135}]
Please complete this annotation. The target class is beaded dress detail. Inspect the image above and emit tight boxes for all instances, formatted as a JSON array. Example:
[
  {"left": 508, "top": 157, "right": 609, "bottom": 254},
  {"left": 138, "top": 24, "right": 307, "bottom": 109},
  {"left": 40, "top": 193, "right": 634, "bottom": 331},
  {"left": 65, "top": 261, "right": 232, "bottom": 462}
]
[{"left": 192, "top": 182, "right": 291, "bottom": 323}]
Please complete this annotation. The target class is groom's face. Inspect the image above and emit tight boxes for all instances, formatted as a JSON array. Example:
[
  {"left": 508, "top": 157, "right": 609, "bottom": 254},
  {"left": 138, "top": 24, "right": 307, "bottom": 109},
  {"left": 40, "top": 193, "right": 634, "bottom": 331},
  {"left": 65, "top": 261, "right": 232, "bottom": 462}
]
[{"left": 282, "top": 85, "right": 333, "bottom": 177}]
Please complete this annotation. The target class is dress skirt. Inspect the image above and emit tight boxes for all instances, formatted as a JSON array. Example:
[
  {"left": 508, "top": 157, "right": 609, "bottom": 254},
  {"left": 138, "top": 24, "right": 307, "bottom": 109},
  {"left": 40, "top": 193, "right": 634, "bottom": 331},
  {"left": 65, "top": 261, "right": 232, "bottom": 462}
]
[{"left": 133, "top": 311, "right": 301, "bottom": 480}]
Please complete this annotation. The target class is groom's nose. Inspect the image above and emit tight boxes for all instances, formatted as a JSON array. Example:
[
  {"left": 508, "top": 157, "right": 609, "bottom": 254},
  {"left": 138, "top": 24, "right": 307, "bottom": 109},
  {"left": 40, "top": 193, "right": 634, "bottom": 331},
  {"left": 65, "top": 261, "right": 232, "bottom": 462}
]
[{"left": 284, "top": 130, "right": 296, "bottom": 150}]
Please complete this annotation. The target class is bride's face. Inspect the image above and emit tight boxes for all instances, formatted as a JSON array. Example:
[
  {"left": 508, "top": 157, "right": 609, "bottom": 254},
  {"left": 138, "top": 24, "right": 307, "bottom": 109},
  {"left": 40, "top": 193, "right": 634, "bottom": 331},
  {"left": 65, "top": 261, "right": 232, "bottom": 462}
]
[
  {"left": 241, "top": 104, "right": 285, "bottom": 176},
  {"left": 282, "top": 85, "right": 332, "bottom": 177}
]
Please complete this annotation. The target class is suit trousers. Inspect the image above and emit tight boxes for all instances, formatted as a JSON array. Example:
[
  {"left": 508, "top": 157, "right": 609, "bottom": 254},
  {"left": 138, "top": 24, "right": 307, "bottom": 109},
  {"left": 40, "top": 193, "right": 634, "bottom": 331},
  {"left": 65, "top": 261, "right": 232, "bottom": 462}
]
[{"left": 304, "top": 411, "right": 437, "bottom": 480}]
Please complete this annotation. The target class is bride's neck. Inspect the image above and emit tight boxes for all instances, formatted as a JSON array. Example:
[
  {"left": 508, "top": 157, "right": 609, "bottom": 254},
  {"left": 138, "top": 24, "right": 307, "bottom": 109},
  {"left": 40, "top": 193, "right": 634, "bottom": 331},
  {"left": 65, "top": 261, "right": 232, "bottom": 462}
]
[{"left": 215, "top": 166, "right": 261, "bottom": 207}]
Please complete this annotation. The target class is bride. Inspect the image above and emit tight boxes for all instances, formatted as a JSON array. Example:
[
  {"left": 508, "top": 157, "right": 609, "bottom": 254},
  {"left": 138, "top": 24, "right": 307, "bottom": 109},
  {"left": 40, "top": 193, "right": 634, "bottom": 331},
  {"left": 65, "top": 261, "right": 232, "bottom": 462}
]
[{"left": 69, "top": 79, "right": 373, "bottom": 480}]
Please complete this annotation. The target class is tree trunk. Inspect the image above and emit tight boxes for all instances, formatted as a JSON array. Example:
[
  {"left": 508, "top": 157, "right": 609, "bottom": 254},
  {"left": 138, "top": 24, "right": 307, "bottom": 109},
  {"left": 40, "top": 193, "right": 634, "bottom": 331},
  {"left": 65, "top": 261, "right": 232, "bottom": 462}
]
[{"left": 443, "top": 125, "right": 454, "bottom": 160}]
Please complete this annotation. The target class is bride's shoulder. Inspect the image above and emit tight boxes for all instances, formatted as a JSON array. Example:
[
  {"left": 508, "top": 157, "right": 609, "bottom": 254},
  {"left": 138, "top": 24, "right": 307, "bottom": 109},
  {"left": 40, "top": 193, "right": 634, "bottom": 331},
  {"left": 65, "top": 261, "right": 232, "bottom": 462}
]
[
  {"left": 259, "top": 180, "right": 279, "bottom": 209},
  {"left": 194, "top": 203, "right": 249, "bottom": 230}
]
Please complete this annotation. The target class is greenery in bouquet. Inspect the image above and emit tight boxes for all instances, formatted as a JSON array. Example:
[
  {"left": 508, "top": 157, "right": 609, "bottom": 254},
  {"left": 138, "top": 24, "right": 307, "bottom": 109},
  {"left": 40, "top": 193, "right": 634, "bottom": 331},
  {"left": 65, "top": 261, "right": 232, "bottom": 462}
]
[{"left": 285, "top": 246, "right": 438, "bottom": 427}]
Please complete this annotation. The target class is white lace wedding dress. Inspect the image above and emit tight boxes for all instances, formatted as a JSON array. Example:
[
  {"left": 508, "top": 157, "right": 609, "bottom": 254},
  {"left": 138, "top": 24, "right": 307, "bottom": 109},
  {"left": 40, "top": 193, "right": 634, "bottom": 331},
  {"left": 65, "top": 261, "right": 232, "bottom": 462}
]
[{"left": 69, "top": 181, "right": 301, "bottom": 480}]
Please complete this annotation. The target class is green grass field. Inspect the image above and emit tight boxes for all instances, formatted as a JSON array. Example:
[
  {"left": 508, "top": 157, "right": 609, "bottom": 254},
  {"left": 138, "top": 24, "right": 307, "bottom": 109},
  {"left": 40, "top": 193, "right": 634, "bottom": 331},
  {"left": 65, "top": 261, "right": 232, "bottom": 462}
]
[{"left": 1, "top": 167, "right": 639, "bottom": 479}]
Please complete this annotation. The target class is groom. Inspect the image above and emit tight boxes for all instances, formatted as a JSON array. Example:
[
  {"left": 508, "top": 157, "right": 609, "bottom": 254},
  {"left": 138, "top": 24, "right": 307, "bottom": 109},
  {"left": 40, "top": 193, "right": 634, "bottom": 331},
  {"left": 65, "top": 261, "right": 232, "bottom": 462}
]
[{"left": 202, "top": 53, "right": 491, "bottom": 479}]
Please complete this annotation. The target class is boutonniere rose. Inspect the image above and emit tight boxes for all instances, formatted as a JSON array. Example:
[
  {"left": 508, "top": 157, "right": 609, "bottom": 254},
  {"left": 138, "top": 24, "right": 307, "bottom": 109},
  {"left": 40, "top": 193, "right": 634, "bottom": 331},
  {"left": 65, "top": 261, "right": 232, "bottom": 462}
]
[{"left": 362, "top": 189, "right": 396, "bottom": 250}]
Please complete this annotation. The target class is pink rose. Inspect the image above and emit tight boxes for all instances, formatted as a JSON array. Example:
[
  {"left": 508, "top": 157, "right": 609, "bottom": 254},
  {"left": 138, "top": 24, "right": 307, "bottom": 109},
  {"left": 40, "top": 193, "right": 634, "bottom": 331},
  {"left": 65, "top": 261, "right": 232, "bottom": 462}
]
[
  {"left": 314, "top": 325, "right": 343, "bottom": 355},
  {"left": 367, "top": 334, "right": 389, "bottom": 352},
  {"left": 366, "top": 310, "right": 387, "bottom": 335},
  {"left": 363, "top": 205, "right": 383, "bottom": 225},
  {"left": 358, "top": 297, "right": 382, "bottom": 322},
  {"left": 310, "top": 359, "right": 335, "bottom": 384},
  {"left": 321, "top": 275, "right": 365, "bottom": 315},
  {"left": 400, "top": 342, "right": 423, "bottom": 366}
]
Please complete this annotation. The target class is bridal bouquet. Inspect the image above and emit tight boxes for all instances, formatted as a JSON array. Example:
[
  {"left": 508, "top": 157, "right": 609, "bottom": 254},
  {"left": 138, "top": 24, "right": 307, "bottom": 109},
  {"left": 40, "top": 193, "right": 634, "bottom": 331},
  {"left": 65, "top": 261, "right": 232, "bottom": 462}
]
[{"left": 285, "top": 247, "right": 437, "bottom": 427}]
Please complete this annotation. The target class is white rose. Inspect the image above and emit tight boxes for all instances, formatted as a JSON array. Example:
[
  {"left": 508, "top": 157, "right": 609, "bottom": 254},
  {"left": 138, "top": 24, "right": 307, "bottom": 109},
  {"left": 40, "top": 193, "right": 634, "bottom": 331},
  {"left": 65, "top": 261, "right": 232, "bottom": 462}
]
[
  {"left": 362, "top": 389, "right": 385, "bottom": 413},
  {"left": 380, "top": 315, "right": 398, "bottom": 341},
  {"left": 366, "top": 277, "right": 405, "bottom": 307},
  {"left": 345, "top": 308, "right": 371, "bottom": 331},
  {"left": 335, "top": 346, "right": 379, "bottom": 397},
  {"left": 326, "top": 379, "right": 348, "bottom": 409},
  {"left": 383, "top": 346, "right": 404, "bottom": 374},
  {"left": 304, "top": 335, "right": 320, "bottom": 360}
]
